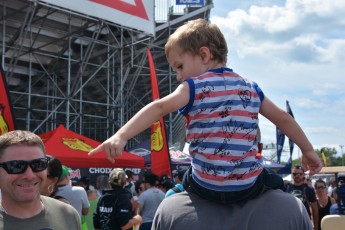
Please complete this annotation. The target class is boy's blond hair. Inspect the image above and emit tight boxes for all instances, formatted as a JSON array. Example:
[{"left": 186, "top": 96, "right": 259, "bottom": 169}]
[{"left": 165, "top": 18, "right": 228, "bottom": 65}]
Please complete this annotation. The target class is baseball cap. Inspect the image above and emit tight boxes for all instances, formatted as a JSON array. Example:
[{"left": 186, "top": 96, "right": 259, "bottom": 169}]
[
  {"left": 60, "top": 165, "right": 71, "bottom": 180},
  {"left": 109, "top": 168, "right": 127, "bottom": 186}
]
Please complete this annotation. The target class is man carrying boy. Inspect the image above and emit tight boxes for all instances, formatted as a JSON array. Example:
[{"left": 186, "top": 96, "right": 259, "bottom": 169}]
[{"left": 90, "top": 18, "right": 321, "bottom": 205}]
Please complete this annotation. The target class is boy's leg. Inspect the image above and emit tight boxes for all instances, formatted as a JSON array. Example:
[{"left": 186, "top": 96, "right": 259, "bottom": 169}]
[{"left": 262, "top": 168, "right": 286, "bottom": 191}]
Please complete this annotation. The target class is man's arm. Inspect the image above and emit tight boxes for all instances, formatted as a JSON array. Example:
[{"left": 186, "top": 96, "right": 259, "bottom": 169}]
[
  {"left": 82, "top": 207, "right": 89, "bottom": 216},
  {"left": 121, "top": 214, "right": 142, "bottom": 230},
  {"left": 310, "top": 201, "right": 319, "bottom": 230}
]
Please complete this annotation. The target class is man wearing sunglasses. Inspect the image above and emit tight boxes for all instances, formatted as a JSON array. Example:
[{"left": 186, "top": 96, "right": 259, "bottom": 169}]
[
  {"left": 286, "top": 165, "right": 319, "bottom": 230},
  {"left": 0, "top": 130, "right": 81, "bottom": 229}
]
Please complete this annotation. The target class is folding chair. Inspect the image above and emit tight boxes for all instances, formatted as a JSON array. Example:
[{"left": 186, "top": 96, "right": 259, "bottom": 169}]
[{"left": 321, "top": 215, "right": 345, "bottom": 230}]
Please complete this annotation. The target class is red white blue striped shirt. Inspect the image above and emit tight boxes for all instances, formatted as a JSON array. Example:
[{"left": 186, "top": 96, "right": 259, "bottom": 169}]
[{"left": 179, "top": 67, "right": 264, "bottom": 192}]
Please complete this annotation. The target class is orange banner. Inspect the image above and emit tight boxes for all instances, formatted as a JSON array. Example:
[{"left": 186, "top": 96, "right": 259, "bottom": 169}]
[
  {"left": 0, "top": 68, "right": 16, "bottom": 136},
  {"left": 146, "top": 48, "right": 172, "bottom": 177}
]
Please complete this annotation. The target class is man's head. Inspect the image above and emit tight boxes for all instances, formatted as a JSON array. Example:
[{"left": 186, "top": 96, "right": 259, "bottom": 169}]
[
  {"left": 58, "top": 165, "right": 71, "bottom": 184},
  {"left": 172, "top": 168, "right": 186, "bottom": 184},
  {"left": 0, "top": 130, "right": 46, "bottom": 158},
  {"left": 109, "top": 168, "right": 127, "bottom": 188},
  {"left": 0, "top": 130, "right": 48, "bottom": 205},
  {"left": 143, "top": 172, "right": 158, "bottom": 189},
  {"left": 292, "top": 165, "right": 305, "bottom": 185},
  {"left": 165, "top": 18, "right": 227, "bottom": 66},
  {"left": 125, "top": 170, "right": 134, "bottom": 182}
]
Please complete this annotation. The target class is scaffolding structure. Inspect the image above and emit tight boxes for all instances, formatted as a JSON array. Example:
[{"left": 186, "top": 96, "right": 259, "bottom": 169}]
[{"left": 0, "top": 0, "right": 212, "bottom": 149}]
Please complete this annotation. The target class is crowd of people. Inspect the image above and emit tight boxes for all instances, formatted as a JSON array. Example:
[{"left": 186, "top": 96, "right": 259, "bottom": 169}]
[
  {"left": 1, "top": 18, "right": 344, "bottom": 230},
  {"left": 284, "top": 165, "right": 345, "bottom": 230},
  {"left": 1, "top": 130, "right": 345, "bottom": 230}
]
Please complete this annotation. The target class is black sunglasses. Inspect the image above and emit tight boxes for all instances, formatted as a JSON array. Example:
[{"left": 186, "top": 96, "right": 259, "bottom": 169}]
[
  {"left": 292, "top": 172, "right": 304, "bottom": 176},
  {"left": 0, "top": 158, "right": 49, "bottom": 174},
  {"left": 316, "top": 186, "right": 326, "bottom": 190}
]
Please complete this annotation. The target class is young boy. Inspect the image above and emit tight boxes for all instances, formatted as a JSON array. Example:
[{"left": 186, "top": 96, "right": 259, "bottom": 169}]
[{"left": 89, "top": 19, "right": 322, "bottom": 204}]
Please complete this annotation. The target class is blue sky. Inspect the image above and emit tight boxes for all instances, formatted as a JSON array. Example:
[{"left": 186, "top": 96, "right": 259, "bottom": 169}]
[{"left": 209, "top": 0, "right": 345, "bottom": 159}]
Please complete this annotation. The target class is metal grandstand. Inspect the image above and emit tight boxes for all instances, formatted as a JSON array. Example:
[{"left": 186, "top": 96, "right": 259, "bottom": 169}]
[{"left": 0, "top": 0, "right": 213, "bottom": 149}]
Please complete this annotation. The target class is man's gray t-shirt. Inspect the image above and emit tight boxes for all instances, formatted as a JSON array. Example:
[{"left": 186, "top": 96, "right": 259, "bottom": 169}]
[
  {"left": 153, "top": 189, "right": 313, "bottom": 230},
  {"left": 138, "top": 187, "right": 165, "bottom": 223},
  {"left": 0, "top": 196, "right": 81, "bottom": 230}
]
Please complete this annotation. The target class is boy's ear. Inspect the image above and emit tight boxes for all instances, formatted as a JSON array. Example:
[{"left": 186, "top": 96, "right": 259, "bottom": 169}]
[{"left": 199, "top": 46, "right": 212, "bottom": 63}]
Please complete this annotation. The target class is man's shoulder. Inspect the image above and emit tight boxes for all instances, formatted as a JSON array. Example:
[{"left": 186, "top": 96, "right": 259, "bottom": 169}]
[
  {"left": 154, "top": 190, "right": 312, "bottom": 230},
  {"left": 41, "top": 196, "right": 78, "bottom": 213}
]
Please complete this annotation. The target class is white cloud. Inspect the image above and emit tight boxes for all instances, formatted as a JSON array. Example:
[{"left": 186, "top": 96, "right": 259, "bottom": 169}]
[{"left": 210, "top": 0, "right": 345, "bottom": 148}]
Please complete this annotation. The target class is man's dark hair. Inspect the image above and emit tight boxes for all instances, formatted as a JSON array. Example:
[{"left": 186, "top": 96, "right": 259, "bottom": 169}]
[
  {"left": 293, "top": 164, "right": 305, "bottom": 172},
  {"left": 144, "top": 173, "right": 158, "bottom": 186}
]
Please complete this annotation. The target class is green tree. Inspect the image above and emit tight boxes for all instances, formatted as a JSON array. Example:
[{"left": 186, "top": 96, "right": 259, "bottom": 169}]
[{"left": 293, "top": 147, "right": 344, "bottom": 167}]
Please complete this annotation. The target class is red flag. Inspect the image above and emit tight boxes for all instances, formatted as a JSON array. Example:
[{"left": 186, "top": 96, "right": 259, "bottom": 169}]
[
  {"left": 146, "top": 48, "right": 172, "bottom": 177},
  {"left": 0, "top": 67, "right": 16, "bottom": 136}
]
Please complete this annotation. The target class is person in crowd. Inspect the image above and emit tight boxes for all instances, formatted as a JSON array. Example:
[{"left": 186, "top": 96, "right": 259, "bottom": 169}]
[
  {"left": 329, "top": 183, "right": 345, "bottom": 214},
  {"left": 0, "top": 130, "right": 80, "bottom": 229},
  {"left": 327, "top": 177, "right": 337, "bottom": 197},
  {"left": 78, "top": 176, "right": 93, "bottom": 191},
  {"left": 152, "top": 189, "right": 313, "bottom": 230},
  {"left": 95, "top": 174, "right": 110, "bottom": 197},
  {"left": 94, "top": 168, "right": 142, "bottom": 230},
  {"left": 165, "top": 168, "right": 186, "bottom": 198},
  {"left": 40, "top": 155, "right": 69, "bottom": 203},
  {"left": 314, "top": 179, "right": 335, "bottom": 229},
  {"left": 124, "top": 169, "right": 137, "bottom": 197},
  {"left": 135, "top": 180, "right": 145, "bottom": 197},
  {"left": 286, "top": 165, "right": 319, "bottom": 229},
  {"left": 85, "top": 188, "right": 99, "bottom": 230},
  {"left": 89, "top": 18, "right": 321, "bottom": 206},
  {"left": 159, "top": 179, "right": 174, "bottom": 194},
  {"left": 137, "top": 172, "right": 165, "bottom": 230},
  {"left": 158, "top": 174, "right": 173, "bottom": 193},
  {"left": 56, "top": 165, "right": 90, "bottom": 220},
  {"left": 132, "top": 180, "right": 145, "bottom": 213},
  {"left": 306, "top": 177, "right": 313, "bottom": 187}
]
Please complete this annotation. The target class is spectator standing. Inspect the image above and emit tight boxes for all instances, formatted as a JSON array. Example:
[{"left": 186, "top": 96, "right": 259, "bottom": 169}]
[
  {"left": 153, "top": 189, "right": 313, "bottom": 230},
  {"left": 95, "top": 174, "right": 110, "bottom": 197},
  {"left": 327, "top": 177, "right": 337, "bottom": 197},
  {"left": 165, "top": 169, "right": 186, "bottom": 198},
  {"left": 314, "top": 179, "right": 335, "bottom": 229},
  {"left": 93, "top": 168, "right": 142, "bottom": 230},
  {"left": 78, "top": 176, "right": 93, "bottom": 191},
  {"left": 138, "top": 173, "right": 165, "bottom": 230},
  {"left": 133, "top": 181, "right": 145, "bottom": 213},
  {"left": 85, "top": 188, "right": 99, "bottom": 230},
  {"left": 124, "top": 170, "right": 136, "bottom": 197},
  {"left": 135, "top": 180, "right": 145, "bottom": 197},
  {"left": 56, "top": 165, "right": 90, "bottom": 220},
  {"left": 158, "top": 175, "right": 174, "bottom": 193},
  {"left": 329, "top": 183, "right": 345, "bottom": 214},
  {"left": 0, "top": 130, "right": 80, "bottom": 229},
  {"left": 286, "top": 165, "right": 319, "bottom": 230},
  {"left": 40, "top": 155, "right": 69, "bottom": 203}
]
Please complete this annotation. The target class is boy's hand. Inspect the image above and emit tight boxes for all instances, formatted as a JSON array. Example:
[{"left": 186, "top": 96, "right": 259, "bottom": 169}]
[
  {"left": 301, "top": 150, "right": 322, "bottom": 177},
  {"left": 88, "top": 134, "right": 127, "bottom": 163}
]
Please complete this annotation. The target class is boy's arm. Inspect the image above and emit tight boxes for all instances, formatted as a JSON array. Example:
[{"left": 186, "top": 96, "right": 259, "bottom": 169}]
[
  {"left": 89, "top": 82, "right": 190, "bottom": 162},
  {"left": 260, "top": 96, "right": 322, "bottom": 175}
]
